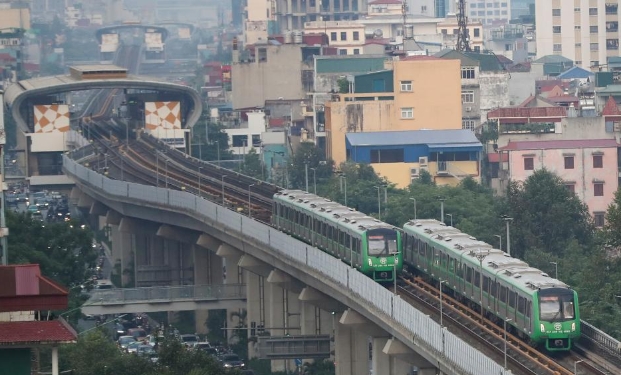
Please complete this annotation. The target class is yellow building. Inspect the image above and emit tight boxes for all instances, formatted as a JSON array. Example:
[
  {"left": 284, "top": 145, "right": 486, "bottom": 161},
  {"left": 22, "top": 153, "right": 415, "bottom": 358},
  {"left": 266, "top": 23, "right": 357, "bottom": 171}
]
[
  {"left": 304, "top": 20, "right": 366, "bottom": 55},
  {"left": 326, "top": 56, "right": 462, "bottom": 166}
]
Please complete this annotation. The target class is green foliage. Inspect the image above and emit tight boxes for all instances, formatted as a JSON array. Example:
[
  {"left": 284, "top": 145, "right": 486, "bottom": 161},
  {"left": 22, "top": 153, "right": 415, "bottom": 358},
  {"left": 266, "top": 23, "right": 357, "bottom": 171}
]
[
  {"left": 604, "top": 188, "right": 621, "bottom": 247},
  {"left": 4, "top": 111, "right": 17, "bottom": 149},
  {"left": 190, "top": 119, "right": 233, "bottom": 162},
  {"left": 156, "top": 337, "right": 227, "bottom": 375},
  {"left": 7, "top": 211, "right": 97, "bottom": 288},
  {"left": 239, "top": 148, "right": 264, "bottom": 180},
  {"left": 336, "top": 78, "right": 349, "bottom": 93},
  {"left": 500, "top": 122, "right": 555, "bottom": 134},
  {"left": 477, "top": 121, "right": 499, "bottom": 144},
  {"left": 302, "top": 360, "right": 335, "bottom": 375},
  {"left": 288, "top": 143, "right": 334, "bottom": 190},
  {"left": 205, "top": 309, "right": 227, "bottom": 343}
]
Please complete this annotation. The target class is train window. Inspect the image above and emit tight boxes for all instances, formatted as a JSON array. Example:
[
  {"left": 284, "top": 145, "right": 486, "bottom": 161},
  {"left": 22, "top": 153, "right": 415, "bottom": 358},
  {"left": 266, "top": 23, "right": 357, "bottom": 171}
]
[
  {"left": 355, "top": 239, "right": 361, "bottom": 253},
  {"left": 442, "top": 254, "right": 448, "bottom": 268},
  {"left": 456, "top": 262, "right": 462, "bottom": 278},
  {"left": 500, "top": 286, "right": 507, "bottom": 302},
  {"left": 491, "top": 281, "right": 497, "bottom": 297},
  {"left": 466, "top": 267, "right": 472, "bottom": 283},
  {"left": 449, "top": 258, "right": 455, "bottom": 272},
  {"left": 419, "top": 240, "right": 425, "bottom": 255},
  {"left": 526, "top": 301, "right": 531, "bottom": 318},
  {"left": 483, "top": 276, "right": 489, "bottom": 291},
  {"left": 509, "top": 291, "right": 516, "bottom": 308},
  {"left": 518, "top": 296, "right": 525, "bottom": 314},
  {"left": 474, "top": 271, "right": 480, "bottom": 287},
  {"left": 327, "top": 226, "right": 332, "bottom": 240},
  {"left": 434, "top": 248, "right": 440, "bottom": 266}
]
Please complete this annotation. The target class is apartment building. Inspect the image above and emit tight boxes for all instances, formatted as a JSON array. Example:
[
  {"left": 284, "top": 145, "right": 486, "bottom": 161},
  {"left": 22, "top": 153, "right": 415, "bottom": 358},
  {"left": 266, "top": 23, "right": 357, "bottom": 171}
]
[
  {"left": 276, "top": 0, "right": 368, "bottom": 31},
  {"left": 536, "top": 0, "right": 621, "bottom": 68},
  {"left": 436, "top": 15, "right": 485, "bottom": 52},
  {"left": 304, "top": 20, "right": 366, "bottom": 55},
  {"left": 468, "top": 0, "right": 511, "bottom": 25}
]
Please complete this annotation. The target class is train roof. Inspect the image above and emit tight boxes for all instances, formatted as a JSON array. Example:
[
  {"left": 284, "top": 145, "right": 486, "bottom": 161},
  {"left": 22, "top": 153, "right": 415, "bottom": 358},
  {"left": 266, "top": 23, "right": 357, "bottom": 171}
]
[
  {"left": 275, "top": 190, "right": 398, "bottom": 235},
  {"left": 403, "top": 219, "right": 570, "bottom": 296}
]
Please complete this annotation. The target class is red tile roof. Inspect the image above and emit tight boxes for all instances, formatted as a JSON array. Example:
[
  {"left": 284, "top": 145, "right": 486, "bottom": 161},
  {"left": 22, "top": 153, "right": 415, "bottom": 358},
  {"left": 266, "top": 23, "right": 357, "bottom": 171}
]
[
  {"left": 487, "top": 107, "right": 567, "bottom": 121},
  {"left": 0, "top": 264, "right": 68, "bottom": 312},
  {"left": 500, "top": 139, "right": 618, "bottom": 151},
  {"left": 602, "top": 96, "right": 621, "bottom": 116},
  {"left": 0, "top": 320, "right": 77, "bottom": 345}
]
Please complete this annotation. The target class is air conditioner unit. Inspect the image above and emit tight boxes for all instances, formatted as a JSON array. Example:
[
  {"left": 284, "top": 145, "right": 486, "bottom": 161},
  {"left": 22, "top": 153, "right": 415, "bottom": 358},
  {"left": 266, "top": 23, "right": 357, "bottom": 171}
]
[
  {"left": 465, "top": 106, "right": 473, "bottom": 112},
  {"left": 420, "top": 165, "right": 429, "bottom": 172},
  {"left": 614, "top": 122, "right": 621, "bottom": 132},
  {"left": 419, "top": 156, "right": 428, "bottom": 166},
  {"left": 410, "top": 167, "right": 419, "bottom": 177}
]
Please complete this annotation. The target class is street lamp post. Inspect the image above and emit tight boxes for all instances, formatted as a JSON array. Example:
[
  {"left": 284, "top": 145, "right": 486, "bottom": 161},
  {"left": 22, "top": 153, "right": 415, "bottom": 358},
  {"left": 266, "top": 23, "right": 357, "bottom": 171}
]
[
  {"left": 437, "top": 197, "right": 446, "bottom": 223},
  {"left": 574, "top": 360, "right": 583, "bottom": 375},
  {"left": 215, "top": 140, "right": 221, "bottom": 166},
  {"left": 248, "top": 184, "right": 255, "bottom": 218},
  {"left": 439, "top": 279, "right": 447, "bottom": 327},
  {"left": 409, "top": 197, "right": 417, "bottom": 220},
  {"left": 501, "top": 215, "right": 513, "bottom": 256},
  {"left": 475, "top": 250, "right": 488, "bottom": 321},
  {"left": 305, "top": 162, "right": 309, "bottom": 192},
  {"left": 374, "top": 186, "right": 381, "bottom": 220},
  {"left": 340, "top": 175, "right": 347, "bottom": 206},
  {"left": 494, "top": 234, "right": 502, "bottom": 251},
  {"left": 310, "top": 167, "right": 317, "bottom": 194},
  {"left": 446, "top": 213, "right": 453, "bottom": 227},
  {"left": 550, "top": 261, "right": 558, "bottom": 279},
  {"left": 504, "top": 318, "right": 512, "bottom": 370},
  {"left": 156, "top": 151, "right": 159, "bottom": 187},
  {"left": 391, "top": 250, "right": 399, "bottom": 294},
  {"left": 165, "top": 159, "right": 169, "bottom": 188},
  {"left": 198, "top": 166, "right": 202, "bottom": 197},
  {"left": 221, "top": 175, "right": 228, "bottom": 205}
]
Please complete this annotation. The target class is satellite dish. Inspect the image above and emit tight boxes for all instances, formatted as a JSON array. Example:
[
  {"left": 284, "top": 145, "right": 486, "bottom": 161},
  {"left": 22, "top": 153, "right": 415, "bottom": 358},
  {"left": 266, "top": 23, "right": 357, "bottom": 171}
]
[{"left": 374, "top": 29, "right": 383, "bottom": 38}]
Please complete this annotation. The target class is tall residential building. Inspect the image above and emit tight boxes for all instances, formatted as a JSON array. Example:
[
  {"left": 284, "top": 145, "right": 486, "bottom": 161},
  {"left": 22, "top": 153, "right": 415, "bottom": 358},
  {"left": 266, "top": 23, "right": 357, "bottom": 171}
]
[
  {"left": 276, "top": 0, "right": 367, "bottom": 31},
  {"left": 536, "top": 0, "right": 621, "bottom": 68},
  {"left": 467, "top": 0, "right": 511, "bottom": 26}
]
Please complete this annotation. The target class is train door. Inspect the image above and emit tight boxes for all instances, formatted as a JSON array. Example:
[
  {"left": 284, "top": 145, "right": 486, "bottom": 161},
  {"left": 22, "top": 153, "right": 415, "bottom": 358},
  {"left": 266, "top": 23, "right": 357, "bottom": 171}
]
[{"left": 516, "top": 295, "right": 527, "bottom": 331}]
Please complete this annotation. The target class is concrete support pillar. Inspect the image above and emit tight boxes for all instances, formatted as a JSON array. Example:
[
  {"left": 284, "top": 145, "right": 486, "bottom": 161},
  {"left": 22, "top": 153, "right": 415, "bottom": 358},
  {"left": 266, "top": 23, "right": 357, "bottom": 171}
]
[
  {"left": 372, "top": 337, "right": 389, "bottom": 375},
  {"left": 246, "top": 271, "right": 263, "bottom": 359},
  {"left": 114, "top": 220, "right": 134, "bottom": 285},
  {"left": 384, "top": 338, "right": 436, "bottom": 375},
  {"left": 334, "top": 312, "right": 369, "bottom": 375},
  {"left": 194, "top": 245, "right": 209, "bottom": 334},
  {"left": 266, "top": 282, "right": 286, "bottom": 372},
  {"left": 51, "top": 346, "right": 58, "bottom": 375},
  {"left": 300, "top": 301, "right": 318, "bottom": 335}
]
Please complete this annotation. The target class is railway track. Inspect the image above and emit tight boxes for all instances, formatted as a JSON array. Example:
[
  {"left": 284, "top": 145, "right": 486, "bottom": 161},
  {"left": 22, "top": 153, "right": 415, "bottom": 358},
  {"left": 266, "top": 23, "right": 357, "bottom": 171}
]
[{"left": 396, "top": 275, "right": 618, "bottom": 375}]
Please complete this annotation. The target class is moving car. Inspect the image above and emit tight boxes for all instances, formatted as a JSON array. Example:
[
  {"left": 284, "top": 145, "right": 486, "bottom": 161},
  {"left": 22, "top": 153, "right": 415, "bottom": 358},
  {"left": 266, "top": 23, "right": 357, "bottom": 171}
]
[
  {"left": 219, "top": 353, "right": 245, "bottom": 369},
  {"left": 118, "top": 336, "right": 136, "bottom": 350}
]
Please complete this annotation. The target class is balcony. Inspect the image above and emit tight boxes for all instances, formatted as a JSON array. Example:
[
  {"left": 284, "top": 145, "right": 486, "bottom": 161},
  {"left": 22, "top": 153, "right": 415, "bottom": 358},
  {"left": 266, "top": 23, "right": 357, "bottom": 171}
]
[{"left": 490, "top": 30, "right": 524, "bottom": 40}]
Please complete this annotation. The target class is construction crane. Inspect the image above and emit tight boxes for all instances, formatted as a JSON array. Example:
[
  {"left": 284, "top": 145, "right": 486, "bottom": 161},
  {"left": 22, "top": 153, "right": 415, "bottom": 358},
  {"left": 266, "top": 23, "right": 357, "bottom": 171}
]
[{"left": 456, "top": 0, "right": 471, "bottom": 52}]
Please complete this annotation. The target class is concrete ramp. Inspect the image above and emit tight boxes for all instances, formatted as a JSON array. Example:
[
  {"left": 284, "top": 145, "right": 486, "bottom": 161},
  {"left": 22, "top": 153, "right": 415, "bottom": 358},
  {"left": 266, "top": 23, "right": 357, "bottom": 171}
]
[{"left": 82, "top": 284, "right": 246, "bottom": 315}]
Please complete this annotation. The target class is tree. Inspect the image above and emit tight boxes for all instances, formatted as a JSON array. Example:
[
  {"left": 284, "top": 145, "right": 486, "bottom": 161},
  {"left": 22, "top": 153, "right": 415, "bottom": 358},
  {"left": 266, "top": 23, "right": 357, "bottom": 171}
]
[
  {"left": 190, "top": 119, "right": 233, "bottom": 162},
  {"left": 156, "top": 336, "right": 227, "bottom": 375},
  {"left": 239, "top": 148, "right": 264, "bottom": 180},
  {"left": 505, "top": 169, "right": 594, "bottom": 259},
  {"left": 604, "top": 187, "right": 621, "bottom": 248},
  {"left": 288, "top": 143, "right": 334, "bottom": 190},
  {"left": 7, "top": 211, "right": 97, "bottom": 289}
]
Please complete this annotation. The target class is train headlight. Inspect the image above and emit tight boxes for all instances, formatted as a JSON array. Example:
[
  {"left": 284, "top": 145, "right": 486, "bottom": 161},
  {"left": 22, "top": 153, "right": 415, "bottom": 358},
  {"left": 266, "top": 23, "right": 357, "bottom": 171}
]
[
  {"left": 540, "top": 324, "right": 545, "bottom": 333},
  {"left": 368, "top": 259, "right": 372, "bottom": 266},
  {"left": 571, "top": 323, "right": 576, "bottom": 331},
  {"left": 394, "top": 258, "right": 399, "bottom": 265}
]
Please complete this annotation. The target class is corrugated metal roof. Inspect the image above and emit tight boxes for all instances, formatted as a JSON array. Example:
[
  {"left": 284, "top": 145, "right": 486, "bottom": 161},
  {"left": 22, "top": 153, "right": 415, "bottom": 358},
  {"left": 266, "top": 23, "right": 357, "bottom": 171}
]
[
  {"left": 557, "top": 66, "right": 594, "bottom": 79},
  {"left": 500, "top": 139, "right": 618, "bottom": 151},
  {"left": 15, "top": 265, "right": 40, "bottom": 296},
  {"left": 533, "top": 55, "right": 573, "bottom": 64},
  {"left": 0, "top": 320, "right": 77, "bottom": 345},
  {"left": 346, "top": 129, "right": 482, "bottom": 148},
  {"left": 602, "top": 96, "right": 621, "bottom": 116},
  {"left": 315, "top": 56, "right": 387, "bottom": 74},
  {"left": 463, "top": 52, "right": 504, "bottom": 71}
]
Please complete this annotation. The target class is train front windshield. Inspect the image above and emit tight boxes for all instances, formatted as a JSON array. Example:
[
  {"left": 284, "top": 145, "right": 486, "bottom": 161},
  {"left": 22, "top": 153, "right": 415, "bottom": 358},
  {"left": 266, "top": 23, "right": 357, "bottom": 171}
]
[
  {"left": 539, "top": 294, "right": 575, "bottom": 321},
  {"left": 367, "top": 230, "right": 398, "bottom": 257}
]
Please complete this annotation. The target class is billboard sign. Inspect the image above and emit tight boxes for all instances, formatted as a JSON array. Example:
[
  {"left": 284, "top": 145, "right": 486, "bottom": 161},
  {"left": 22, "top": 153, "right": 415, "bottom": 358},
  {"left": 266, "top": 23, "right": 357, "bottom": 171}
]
[{"left": 33, "top": 104, "right": 70, "bottom": 133}]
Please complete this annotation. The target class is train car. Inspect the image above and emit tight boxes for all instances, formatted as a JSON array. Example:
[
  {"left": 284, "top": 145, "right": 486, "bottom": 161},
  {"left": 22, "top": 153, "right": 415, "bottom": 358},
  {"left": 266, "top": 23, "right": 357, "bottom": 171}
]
[
  {"left": 402, "top": 219, "right": 580, "bottom": 351},
  {"left": 272, "top": 190, "right": 403, "bottom": 282}
]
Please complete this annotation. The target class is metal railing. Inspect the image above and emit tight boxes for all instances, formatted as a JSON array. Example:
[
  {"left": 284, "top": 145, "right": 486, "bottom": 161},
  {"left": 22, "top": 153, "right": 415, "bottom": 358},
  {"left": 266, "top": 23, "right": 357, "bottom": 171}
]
[
  {"left": 87, "top": 284, "right": 246, "bottom": 304},
  {"left": 64, "top": 155, "right": 511, "bottom": 375}
]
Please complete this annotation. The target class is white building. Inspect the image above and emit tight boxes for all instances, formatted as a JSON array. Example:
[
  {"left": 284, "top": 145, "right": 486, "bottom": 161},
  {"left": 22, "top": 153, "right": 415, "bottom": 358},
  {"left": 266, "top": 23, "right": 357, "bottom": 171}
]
[
  {"left": 304, "top": 20, "right": 366, "bottom": 55},
  {"left": 224, "top": 111, "right": 267, "bottom": 155},
  {"left": 467, "top": 0, "right": 511, "bottom": 26},
  {"left": 536, "top": 0, "right": 621, "bottom": 68}
]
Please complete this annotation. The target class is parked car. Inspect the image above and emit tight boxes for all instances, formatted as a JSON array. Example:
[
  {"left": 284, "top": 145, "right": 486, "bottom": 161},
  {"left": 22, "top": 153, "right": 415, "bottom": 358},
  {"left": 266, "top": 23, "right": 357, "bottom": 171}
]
[
  {"left": 117, "top": 336, "right": 136, "bottom": 350},
  {"left": 220, "top": 354, "right": 245, "bottom": 369},
  {"left": 5, "top": 194, "right": 17, "bottom": 206},
  {"left": 35, "top": 199, "right": 49, "bottom": 209},
  {"left": 180, "top": 334, "right": 199, "bottom": 348},
  {"left": 114, "top": 323, "right": 126, "bottom": 340},
  {"left": 126, "top": 341, "right": 141, "bottom": 354},
  {"left": 16, "top": 193, "right": 29, "bottom": 203},
  {"left": 127, "top": 328, "right": 147, "bottom": 341},
  {"left": 27, "top": 205, "right": 40, "bottom": 214}
]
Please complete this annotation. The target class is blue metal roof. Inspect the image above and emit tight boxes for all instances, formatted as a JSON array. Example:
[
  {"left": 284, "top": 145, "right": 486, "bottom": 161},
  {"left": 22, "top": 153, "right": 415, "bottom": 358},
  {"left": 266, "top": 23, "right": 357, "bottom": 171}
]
[
  {"left": 557, "top": 66, "right": 594, "bottom": 79},
  {"left": 346, "top": 129, "right": 482, "bottom": 149}
]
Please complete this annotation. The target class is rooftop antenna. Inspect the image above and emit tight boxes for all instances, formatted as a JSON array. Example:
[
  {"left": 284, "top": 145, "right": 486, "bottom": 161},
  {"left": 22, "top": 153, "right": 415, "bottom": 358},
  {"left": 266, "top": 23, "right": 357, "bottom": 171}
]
[{"left": 456, "top": 0, "right": 471, "bottom": 52}]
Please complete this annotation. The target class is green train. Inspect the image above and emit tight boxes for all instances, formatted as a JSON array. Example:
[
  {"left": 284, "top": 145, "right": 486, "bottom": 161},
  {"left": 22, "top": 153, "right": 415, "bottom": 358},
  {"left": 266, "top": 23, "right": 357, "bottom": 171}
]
[
  {"left": 272, "top": 190, "right": 403, "bottom": 282},
  {"left": 402, "top": 219, "right": 580, "bottom": 351}
]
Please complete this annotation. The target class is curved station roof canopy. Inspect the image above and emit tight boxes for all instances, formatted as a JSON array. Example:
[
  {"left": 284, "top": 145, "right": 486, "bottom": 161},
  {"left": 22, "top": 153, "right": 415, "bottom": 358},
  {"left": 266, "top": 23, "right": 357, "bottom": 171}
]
[
  {"left": 95, "top": 24, "right": 169, "bottom": 43},
  {"left": 5, "top": 65, "right": 202, "bottom": 133}
]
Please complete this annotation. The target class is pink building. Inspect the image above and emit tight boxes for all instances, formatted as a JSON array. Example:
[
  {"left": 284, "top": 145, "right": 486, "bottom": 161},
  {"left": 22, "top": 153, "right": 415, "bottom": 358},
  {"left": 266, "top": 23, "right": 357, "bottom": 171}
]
[{"left": 499, "top": 139, "right": 619, "bottom": 227}]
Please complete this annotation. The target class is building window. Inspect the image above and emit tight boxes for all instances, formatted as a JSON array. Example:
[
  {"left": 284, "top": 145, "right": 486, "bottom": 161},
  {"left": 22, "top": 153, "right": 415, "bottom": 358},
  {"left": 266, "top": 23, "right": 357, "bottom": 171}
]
[
  {"left": 353, "top": 31, "right": 359, "bottom": 40},
  {"left": 461, "top": 67, "right": 476, "bottom": 79},
  {"left": 591, "top": 43, "right": 599, "bottom": 51},
  {"left": 607, "top": 21, "right": 618, "bottom": 32},
  {"left": 575, "top": 43, "right": 582, "bottom": 47},
  {"left": 340, "top": 31, "right": 347, "bottom": 41},
  {"left": 330, "top": 32, "right": 337, "bottom": 41},
  {"left": 553, "top": 26, "right": 561, "bottom": 33},
  {"left": 339, "top": 49, "right": 347, "bottom": 55},
  {"left": 441, "top": 29, "right": 447, "bottom": 34},
  {"left": 606, "top": 3, "right": 618, "bottom": 15},
  {"left": 232, "top": 135, "right": 248, "bottom": 147},
  {"left": 553, "top": 44, "right": 562, "bottom": 52},
  {"left": 575, "top": 25, "right": 581, "bottom": 30},
  {"left": 576, "top": 60, "right": 582, "bottom": 65},
  {"left": 592, "top": 61, "right": 600, "bottom": 67},
  {"left": 370, "top": 148, "right": 405, "bottom": 163},
  {"left": 564, "top": 156, "right": 574, "bottom": 169},
  {"left": 594, "top": 183, "right": 604, "bottom": 196},
  {"left": 401, "top": 107, "right": 413, "bottom": 119},
  {"left": 461, "top": 91, "right": 475, "bottom": 103},
  {"left": 590, "top": 26, "right": 598, "bottom": 33},
  {"left": 607, "top": 39, "right": 619, "bottom": 50},
  {"left": 252, "top": 134, "right": 261, "bottom": 147},
  {"left": 524, "top": 157, "right": 534, "bottom": 171},
  {"left": 400, "top": 80, "right": 412, "bottom": 92},
  {"left": 594, "top": 212, "right": 605, "bottom": 228},
  {"left": 552, "top": 9, "right": 560, "bottom": 16},
  {"left": 589, "top": 7, "right": 598, "bottom": 15},
  {"left": 474, "top": 28, "right": 480, "bottom": 37},
  {"left": 593, "top": 154, "right": 603, "bottom": 168},
  {"left": 462, "top": 120, "right": 476, "bottom": 131},
  {"left": 353, "top": 48, "right": 360, "bottom": 55},
  {"left": 565, "top": 183, "right": 575, "bottom": 193},
  {"left": 574, "top": 7, "right": 580, "bottom": 12}
]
